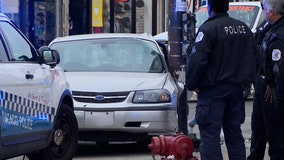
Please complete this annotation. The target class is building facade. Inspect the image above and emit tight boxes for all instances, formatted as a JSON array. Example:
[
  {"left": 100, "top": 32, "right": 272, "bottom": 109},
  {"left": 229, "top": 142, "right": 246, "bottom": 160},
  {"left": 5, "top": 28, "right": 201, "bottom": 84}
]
[
  {"left": 0, "top": 0, "right": 255, "bottom": 48},
  {"left": 0, "top": 0, "right": 68, "bottom": 48}
]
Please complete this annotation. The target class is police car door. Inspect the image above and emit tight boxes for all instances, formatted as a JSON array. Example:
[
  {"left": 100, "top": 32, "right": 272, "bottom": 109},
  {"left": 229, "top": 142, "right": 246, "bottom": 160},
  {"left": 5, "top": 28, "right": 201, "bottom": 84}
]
[{"left": 0, "top": 21, "right": 53, "bottom": 149}]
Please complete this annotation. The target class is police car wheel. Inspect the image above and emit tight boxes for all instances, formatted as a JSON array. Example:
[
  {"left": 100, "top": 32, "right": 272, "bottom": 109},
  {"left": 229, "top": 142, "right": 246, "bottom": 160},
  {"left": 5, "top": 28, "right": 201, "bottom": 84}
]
[
  {"left": 49, "top": 104, "right": 78, "bottom": 159},
  {"left": 27, "top": 104, "right": 78, "bottom": 160}
]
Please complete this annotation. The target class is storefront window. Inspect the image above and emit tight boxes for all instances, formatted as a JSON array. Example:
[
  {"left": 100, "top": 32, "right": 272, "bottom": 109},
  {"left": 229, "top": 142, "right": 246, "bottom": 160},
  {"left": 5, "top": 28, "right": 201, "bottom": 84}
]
[
  {"left": 45, "top": 0, "right": 56, "bottom": 45},
  {"left": 136, "top": 0, "right": 144, "bottom": 33},
  {"left": 102, "top": 0, "right": 110, "bottom": 33},
  {"left": 94, "top": 0, "right": 145, "bottom": 34},
  {"left": 99, "top": 0, "right": 134, "bottom": 33},
  {"left": 114, "top": 0, "right": 132, "bottom": 33},
  {"left": 34, "top": 2, "right": 46, "bottom": 47}
]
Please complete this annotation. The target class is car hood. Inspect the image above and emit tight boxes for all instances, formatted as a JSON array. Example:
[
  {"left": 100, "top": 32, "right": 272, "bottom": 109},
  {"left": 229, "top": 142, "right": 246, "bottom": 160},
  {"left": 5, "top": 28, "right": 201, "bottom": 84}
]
[{"left": 65, "top": 72, "right": 168, "bottom": 92}]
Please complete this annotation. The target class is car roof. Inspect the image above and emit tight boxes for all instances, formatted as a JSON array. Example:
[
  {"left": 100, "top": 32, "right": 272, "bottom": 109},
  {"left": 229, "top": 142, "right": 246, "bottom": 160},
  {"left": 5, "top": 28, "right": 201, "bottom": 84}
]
[
  {"left": 200, "top": 1, "right": 261, "bottom": 7},
  {"left": 229, "top": 1, "right": 261, "bottom": 6},
  {"left": 153, "top": 32, "right": 168, "bottom": 41},
  {"left": 50, "top": 33, "right": 156, "bottom": 44}
]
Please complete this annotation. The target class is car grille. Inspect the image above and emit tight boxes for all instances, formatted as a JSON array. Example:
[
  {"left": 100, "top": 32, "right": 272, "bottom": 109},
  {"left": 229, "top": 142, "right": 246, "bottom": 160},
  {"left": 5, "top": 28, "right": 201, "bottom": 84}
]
[{"left": 72, "top": 91, "right": 130, "bottom": 103}]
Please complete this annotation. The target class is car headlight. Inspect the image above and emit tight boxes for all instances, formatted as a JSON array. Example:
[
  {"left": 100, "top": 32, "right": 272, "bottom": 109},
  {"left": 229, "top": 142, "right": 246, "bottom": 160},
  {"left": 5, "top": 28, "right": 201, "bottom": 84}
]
[{"left": 133, "top": 89, "right": 171, "bottom": 103}]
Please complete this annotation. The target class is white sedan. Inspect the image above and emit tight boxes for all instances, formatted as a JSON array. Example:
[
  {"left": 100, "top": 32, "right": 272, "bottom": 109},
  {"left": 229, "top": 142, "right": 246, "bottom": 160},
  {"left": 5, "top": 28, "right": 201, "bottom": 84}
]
[{"left": 49, "top": 33, "right": 181, "bottom": 144}]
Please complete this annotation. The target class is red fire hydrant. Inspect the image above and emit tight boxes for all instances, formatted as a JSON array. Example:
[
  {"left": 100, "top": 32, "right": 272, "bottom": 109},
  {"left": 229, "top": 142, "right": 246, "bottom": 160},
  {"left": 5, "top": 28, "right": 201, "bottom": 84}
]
[{"left": 148, "top": 134, "right": 198, "bottom": 160}]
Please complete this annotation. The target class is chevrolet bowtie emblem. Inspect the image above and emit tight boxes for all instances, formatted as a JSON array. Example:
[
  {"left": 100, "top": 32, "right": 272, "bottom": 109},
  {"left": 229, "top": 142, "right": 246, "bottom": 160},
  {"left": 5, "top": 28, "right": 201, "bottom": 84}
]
[{"left": 95, "top": 95, "right": 104, "bottom": 100}]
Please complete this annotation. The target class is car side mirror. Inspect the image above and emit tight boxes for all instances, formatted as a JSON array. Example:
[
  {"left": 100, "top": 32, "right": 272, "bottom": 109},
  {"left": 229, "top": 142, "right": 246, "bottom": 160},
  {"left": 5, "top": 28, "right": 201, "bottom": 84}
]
[{"left": 38, "top": 46, "right": 60, "bottom": 67}]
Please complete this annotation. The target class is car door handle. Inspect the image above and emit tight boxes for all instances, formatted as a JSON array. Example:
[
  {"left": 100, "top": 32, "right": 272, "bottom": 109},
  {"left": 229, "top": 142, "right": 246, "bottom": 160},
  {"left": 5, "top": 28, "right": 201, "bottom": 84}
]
[{"left": 25, "top": 73, "right": 34, "bottom": 79}]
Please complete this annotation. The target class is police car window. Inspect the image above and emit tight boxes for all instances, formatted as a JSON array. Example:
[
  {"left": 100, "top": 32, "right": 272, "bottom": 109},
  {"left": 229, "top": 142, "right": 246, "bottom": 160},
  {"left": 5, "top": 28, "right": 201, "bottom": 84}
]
[
  {"left": 257, "top": 12, "right": 266, "bottom": 27},
  {"left": 196, "top": 5, "right": 260, "bottom": 30},
  {"left": 228, "top": 5, "right": 259, "bottom": 29},
  {"left": 0, "top": 36, "right": 8, "bottom": 61},
  {"left": 0, "top": 22, "right": 35, "bottom": 61},
  {"left": 0, "top": 35, "right": 8, "bottom": 62},
  {"left": 195, "top": 7, "right": 208, "bottom": 28}
]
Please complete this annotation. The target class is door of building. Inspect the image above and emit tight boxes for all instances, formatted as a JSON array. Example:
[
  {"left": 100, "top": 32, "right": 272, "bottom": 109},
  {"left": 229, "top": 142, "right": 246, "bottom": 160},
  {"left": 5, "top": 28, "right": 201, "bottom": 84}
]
[{"left": 91, "top": 0, "right": 138, "bottom": 33}]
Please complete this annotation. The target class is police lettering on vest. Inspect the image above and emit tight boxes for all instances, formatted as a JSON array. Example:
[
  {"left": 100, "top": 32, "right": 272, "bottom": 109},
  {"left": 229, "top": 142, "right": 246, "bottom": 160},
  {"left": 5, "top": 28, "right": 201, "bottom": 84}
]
[{"left": 224, "top": 25, "right": 246, "bottom": 34}]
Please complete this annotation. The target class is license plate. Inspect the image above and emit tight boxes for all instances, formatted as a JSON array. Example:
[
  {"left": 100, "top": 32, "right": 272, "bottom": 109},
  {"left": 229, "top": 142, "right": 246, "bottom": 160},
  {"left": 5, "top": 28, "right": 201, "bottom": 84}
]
[{"left": 85, "top": 111, "right": 114, "bottom": 126}]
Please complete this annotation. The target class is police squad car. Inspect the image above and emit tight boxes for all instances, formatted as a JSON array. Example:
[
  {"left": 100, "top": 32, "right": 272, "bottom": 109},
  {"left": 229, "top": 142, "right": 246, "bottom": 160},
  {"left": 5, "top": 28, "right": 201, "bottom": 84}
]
[
  {"left": 154, "top": 1, "right": 263, "bottom": 99},
  {"left": 0, "top": 13, "right": 78, "bottom": 159}
]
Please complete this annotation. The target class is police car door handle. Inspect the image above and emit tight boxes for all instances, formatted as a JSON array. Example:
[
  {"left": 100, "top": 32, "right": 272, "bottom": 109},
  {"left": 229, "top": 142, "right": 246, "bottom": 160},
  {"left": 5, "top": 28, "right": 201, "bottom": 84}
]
[{"left": 25, "top": 73, "right": 34, "bottom": 79}]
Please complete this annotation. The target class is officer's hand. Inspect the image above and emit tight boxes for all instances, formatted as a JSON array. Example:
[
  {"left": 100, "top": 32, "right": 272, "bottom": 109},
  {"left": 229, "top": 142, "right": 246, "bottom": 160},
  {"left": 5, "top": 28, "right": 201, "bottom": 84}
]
[
  {"left": 195, "top": 88, "right": 200, "bottom": 93},
  {"left": 242, "top": 82, "right": 251, "bottom": 91},
  {"left": 264, "top": 85, "right": 274, "bottom": 103}
]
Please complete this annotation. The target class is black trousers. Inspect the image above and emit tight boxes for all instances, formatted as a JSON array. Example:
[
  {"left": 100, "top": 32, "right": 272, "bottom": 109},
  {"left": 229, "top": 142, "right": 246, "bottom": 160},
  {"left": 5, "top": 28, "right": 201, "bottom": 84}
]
[
  {"left": 247, "top": 76, "right": 268, "bottom": 160},
  {"left": 248, "top": 75, "right": 284, "bottom": 160},
  {"left": 196, "top": 84, "right": 246, "bottom": 160}
]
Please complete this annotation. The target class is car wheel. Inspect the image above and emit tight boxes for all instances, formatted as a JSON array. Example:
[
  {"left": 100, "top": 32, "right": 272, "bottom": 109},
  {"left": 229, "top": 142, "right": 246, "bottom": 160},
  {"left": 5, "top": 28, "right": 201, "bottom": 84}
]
[{"left": 27, "top": 104, "right": 78, "bottom": 160}]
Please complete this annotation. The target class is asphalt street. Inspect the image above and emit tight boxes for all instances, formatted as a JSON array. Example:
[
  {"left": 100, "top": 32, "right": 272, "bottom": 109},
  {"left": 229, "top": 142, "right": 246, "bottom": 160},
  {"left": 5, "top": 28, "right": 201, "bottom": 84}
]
[{"left": 9, "top": 99, "right": 270, "bottom": 160}]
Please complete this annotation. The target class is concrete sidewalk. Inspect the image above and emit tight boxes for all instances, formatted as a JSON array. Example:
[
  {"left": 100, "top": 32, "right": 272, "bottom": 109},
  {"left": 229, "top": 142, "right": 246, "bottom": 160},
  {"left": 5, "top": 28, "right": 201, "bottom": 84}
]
[
  {"left": 192, "top": 141, "right": 269, "bottom": 160},
  {"left": 189, "top": 117, "right": 269, "bottom": 160},
  {"left": 185, "top": 100, "right": 270, "bottom": 159}
]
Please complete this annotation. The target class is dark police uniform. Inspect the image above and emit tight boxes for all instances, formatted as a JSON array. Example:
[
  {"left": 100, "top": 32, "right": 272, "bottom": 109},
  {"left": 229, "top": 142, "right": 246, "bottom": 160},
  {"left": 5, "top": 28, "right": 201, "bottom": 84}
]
[
  {"left": 260, "top": 16, "right": 284, "bottom": 159},
  {"left": 247, "top": 20, "right": 272, "bottom": 160},
  {"left": 187, "top": 13, "right": 257, "bottom": 160}
]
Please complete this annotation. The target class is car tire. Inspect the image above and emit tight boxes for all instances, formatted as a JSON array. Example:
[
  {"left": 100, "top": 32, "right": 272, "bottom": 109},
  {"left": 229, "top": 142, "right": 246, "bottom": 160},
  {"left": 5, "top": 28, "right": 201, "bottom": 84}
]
[{"left": 27, "top": 104, "right": 78, "bottom": 160}]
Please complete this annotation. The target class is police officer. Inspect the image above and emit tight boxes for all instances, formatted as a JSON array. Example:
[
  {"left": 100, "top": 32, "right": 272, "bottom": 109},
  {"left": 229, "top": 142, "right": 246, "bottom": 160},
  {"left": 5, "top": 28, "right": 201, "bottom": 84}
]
[
  {"left": 186, "top": 0, "right": 257, "bottom": 159},
  {"left": 258, "top": 0, "right": 284, "bottom": 159},
  {"left": 247, "top": 20, "right": 272, "bottom": 160}
]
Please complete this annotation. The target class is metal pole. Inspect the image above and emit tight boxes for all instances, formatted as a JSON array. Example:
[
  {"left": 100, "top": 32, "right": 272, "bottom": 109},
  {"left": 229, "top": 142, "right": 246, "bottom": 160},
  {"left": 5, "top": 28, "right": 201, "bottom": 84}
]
[{"left": 168, "top": 0, "right": 188, "bottom": 135}]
